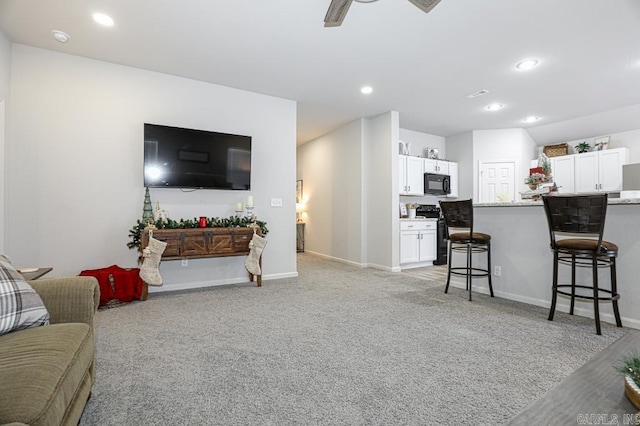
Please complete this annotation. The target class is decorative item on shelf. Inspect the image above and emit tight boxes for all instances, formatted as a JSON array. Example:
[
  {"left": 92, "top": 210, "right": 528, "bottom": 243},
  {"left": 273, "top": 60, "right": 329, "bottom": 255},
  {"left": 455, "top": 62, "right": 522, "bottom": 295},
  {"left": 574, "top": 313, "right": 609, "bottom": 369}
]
[
  {"left": 594, "top": 136, "right": 610, "bottom": 151},
  {"left": 538, "top": 153, "right": 552, "bottom": 177},
  {"left": 426, "top": 147, "right": 439, "bottom": 159},
  {"left": 142, "top": 187, "right": 154, "bottom": 226},
  {"left": 574, "top": 141, "right": 592, "bottom": 153},
  {"left": 198, "top": 217, "right": 208, "bottom": 228},
  {"left": 153, "top": 201, "right": 168, "bottom": 223},
  {"left": 615, "top": 350, "right": 640, "bottom": 409},
  {"left": 543, "top": 143, "right": 569, "bottom": 158},
  {"left": 235, "top": 202, "right": 244, "bottom": 217},
  {"left": 245, "top": 196, "right": 255, "bottom": 219},
  {"left": 525, "top": 172, "right": 546, "bottom": 190},
  {"left": 399, "top": 140, "right": 410, "bottom": 155}
]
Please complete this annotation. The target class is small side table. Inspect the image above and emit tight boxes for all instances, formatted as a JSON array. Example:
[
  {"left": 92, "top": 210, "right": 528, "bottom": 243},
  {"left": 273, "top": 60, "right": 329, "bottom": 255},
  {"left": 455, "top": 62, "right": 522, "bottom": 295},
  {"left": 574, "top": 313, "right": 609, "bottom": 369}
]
[
  {"left": 19, "top": 267, "right": 53, "bottom": 281},
  {"left": 296, "top": 223, "right": 305, "bottom": 253}
]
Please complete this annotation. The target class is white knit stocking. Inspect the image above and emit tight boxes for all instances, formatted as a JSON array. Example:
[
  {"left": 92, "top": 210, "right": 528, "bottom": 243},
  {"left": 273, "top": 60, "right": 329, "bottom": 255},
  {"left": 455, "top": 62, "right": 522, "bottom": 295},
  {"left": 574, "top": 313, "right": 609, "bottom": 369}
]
[
  {"left": 140, "top": 236, "right": 167, "bottom": 286},
  {"left": 245, "top": 233, "right": 267, "bottom": 276}
]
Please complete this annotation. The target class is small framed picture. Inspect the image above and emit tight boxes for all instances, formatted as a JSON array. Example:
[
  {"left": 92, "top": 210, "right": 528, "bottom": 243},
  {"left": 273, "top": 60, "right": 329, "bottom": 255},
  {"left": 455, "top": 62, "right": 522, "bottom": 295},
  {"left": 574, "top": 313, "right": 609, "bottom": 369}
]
[
  {"left": 426, "top": 148, "right": 439, "bottom": 159},
  {"left": 594, "top": 136, "right": 610, "bottom": 151},
  {"left": 296, "top": 180, "right": 303, "bottom": 203}
]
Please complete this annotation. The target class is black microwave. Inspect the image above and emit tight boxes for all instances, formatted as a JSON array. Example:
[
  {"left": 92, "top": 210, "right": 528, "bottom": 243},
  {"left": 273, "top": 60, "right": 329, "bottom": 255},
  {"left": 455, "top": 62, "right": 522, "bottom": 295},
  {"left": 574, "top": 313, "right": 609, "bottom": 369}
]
[{"left": 424, "top": 173, "right": 451, "bottom": 196}]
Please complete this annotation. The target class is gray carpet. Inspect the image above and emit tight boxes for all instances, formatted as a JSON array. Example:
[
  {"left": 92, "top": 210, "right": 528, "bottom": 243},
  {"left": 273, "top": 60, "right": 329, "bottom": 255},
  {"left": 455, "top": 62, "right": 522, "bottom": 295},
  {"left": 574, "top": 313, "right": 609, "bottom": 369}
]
[{"left": 80, "top": 253, "right": 626, "bottom": 425}]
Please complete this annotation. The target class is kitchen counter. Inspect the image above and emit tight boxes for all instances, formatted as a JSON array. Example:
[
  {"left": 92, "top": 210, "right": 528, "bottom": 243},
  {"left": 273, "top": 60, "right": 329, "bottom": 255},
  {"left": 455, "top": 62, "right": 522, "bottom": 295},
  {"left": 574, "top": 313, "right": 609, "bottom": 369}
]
[
  {"left": 474, "top": 197, "right": 640, "bottom": 207},
  {"left": 464, "top": 201, "right": 640, "bottom": 331}
]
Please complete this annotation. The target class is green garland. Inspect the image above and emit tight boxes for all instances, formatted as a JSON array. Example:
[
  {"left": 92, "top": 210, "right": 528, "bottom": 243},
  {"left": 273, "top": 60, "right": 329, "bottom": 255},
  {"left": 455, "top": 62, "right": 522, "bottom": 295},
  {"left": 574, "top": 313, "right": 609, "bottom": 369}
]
[{"left": 127, "top": 216, "right": 269, "bottom": 251}]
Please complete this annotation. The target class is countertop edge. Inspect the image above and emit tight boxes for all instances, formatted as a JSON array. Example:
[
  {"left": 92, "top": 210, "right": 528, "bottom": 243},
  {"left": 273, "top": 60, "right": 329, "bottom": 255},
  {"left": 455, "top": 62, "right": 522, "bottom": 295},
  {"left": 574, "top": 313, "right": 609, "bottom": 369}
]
[{"left": 474, "top": 198, "right": 640, "bottom": 207}]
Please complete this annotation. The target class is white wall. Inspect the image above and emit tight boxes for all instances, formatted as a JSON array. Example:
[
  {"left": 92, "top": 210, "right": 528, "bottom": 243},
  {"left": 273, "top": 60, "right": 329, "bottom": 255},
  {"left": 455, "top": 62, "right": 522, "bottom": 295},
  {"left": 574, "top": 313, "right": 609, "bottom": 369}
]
[
  {"left": 7, "top": 45, "right": 297, "bottom": 290},
  {"left": 296, "top": 112, "right": 398, "bottom": 271},
  {"left": 296, "top": 118, "right": 364, "bottom": 265},
  {"left": 0, "top": 29, "right": 10, "bottom": 254},
  {"left": 527, "top": 103, "right": 640, "bottom": 147},
  {"left": 554, "top": 129, "right": 640, "bottom": 163},
  {"left": 398, "top": 128, "right": 446, "bottom": 160},
  {"left": 472, "top": 129, "right": 537, "bottom": 201},
  {"left": 445, "top": 131, "right": 473, "bottom": 199},
  {"left": 367, "top": 111, "right": 398, "bottom": 271}
]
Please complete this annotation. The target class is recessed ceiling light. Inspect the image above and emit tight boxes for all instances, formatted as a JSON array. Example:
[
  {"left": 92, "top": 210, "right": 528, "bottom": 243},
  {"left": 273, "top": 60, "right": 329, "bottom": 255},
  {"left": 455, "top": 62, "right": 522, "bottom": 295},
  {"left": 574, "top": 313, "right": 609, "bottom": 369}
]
[
  {"left": 522, "top": 116, "right": 540, "bottom": 123},
  {"left": 486, "top": 103, "right": 504, "bottom": 111},
  {"left": 93, "top": 13, "right": 114, "bottom": 26},
  {"left": 361, "top": 86, "right": 373, "bottom": 94},
  {"left": 51, "top": 30, "right": 70, "bottom": 43},
  {"left": 516, "top": 58, "right": 540, "bottom": 70}
]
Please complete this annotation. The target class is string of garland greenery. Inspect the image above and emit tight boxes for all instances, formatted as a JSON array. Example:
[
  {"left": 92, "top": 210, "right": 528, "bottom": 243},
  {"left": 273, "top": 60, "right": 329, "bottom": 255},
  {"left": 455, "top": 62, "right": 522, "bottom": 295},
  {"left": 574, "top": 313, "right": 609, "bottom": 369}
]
[{"left": 127, "top": 216, "right": 269, "bottom": 251}]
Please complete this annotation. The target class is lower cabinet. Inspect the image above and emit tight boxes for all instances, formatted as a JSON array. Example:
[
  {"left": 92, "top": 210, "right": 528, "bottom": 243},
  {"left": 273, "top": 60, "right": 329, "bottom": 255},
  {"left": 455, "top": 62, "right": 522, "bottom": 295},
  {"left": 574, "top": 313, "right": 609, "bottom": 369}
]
[{"left": 399, "top": 220, "right": 437, "bottom": 265}]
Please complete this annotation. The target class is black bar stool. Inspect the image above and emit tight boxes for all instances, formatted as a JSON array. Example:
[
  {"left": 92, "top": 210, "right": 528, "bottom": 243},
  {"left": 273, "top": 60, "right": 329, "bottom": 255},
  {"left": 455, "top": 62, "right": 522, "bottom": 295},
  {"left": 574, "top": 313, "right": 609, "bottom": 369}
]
[
  {"left": 542, "top": 194, "right": 622, "bottom": 335},
  {"left": 439, "top": 200, "right": 494, "bottom": 301}
]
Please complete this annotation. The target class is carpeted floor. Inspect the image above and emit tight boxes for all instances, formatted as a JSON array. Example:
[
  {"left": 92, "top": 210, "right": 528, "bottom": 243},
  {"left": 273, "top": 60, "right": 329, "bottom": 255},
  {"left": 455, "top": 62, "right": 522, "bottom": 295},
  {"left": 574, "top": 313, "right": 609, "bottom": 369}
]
[{"left": 80, "top": 253, "right": 626, "bottom": 425}]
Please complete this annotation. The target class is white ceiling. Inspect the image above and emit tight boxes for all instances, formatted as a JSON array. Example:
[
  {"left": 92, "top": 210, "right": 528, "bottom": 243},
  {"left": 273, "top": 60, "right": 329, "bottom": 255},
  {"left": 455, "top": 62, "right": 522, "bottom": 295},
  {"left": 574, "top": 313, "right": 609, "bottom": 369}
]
[{"left": 1, "top": 0, "right": 639, "bottom": 145}]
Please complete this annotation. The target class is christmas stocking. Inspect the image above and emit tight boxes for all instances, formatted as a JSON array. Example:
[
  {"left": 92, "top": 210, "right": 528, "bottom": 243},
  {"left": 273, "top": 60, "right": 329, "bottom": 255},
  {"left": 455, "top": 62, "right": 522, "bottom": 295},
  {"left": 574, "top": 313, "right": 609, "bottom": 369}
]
[
  {"left": 140, "top": 237, "right": 167, "bottom": 286},
  {"left": 245, "top": 233, "right": 267, "bottom": 276}
]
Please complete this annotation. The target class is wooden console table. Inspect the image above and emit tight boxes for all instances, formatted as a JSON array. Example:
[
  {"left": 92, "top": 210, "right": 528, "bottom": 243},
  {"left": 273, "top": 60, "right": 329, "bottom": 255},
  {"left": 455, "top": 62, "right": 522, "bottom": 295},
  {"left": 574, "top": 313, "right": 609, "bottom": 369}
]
[{"left": 140, "top": 227, "right": 263, "bottom": 297}]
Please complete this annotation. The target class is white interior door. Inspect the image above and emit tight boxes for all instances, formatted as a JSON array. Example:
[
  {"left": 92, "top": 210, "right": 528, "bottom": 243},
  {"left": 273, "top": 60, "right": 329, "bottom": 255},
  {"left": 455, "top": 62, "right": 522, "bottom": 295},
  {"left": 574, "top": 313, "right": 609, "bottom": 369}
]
[{"left": 479, "top": 161, "right": 515, "bottom": 203}]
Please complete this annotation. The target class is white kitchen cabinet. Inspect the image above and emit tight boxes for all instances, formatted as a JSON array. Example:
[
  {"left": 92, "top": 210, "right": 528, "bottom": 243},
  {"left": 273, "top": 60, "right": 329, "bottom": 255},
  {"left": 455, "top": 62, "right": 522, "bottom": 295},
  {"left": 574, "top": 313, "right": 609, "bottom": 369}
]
[
  {"left": 575, "top": 148, "right": 629, "bottom": 193},
  {"left": 399, "top": 220, "right": 436, "bottom": 265},
  {"left": 399, "top": 155, "right": 424, "bottom": 195},
  {"left": 447, "top": 162, "right": 459, "bottom": 198},
  {"left": 550, "top": 155, "right": 575, "bottom": 194},
  {"left": 424, "top": 158, "right": 449, "bottom": 174}
]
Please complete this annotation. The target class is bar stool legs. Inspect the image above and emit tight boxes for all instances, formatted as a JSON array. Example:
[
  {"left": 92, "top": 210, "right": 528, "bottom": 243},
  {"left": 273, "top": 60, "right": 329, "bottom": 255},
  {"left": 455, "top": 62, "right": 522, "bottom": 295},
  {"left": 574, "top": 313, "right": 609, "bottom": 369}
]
[
  {"left": 548, "top": 251, "right": 623, "bottom": 335},
  {"left": 444, "top": 240, "right": 494, "bottom": 302}
]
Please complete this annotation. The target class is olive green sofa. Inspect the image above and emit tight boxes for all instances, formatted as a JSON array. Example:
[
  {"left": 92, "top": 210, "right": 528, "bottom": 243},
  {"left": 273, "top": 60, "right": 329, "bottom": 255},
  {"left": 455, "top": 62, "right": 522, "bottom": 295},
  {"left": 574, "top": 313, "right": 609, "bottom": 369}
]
[{"left": 0, "top": 276, "right": 100, "bottom": 426}]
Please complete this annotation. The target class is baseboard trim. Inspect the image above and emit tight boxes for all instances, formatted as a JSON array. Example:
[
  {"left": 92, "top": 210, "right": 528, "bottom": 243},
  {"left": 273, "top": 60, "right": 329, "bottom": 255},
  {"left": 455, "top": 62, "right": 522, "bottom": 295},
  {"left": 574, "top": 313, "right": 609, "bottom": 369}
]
[
  {"left": 448, "top": 280, "right": 639, "bottom": 330},
  {"left": 148, "top": 271, "right": 299, "bottom": 294},
  {"left": 304, "top": 250, "right": 367, "bottom": 268}
]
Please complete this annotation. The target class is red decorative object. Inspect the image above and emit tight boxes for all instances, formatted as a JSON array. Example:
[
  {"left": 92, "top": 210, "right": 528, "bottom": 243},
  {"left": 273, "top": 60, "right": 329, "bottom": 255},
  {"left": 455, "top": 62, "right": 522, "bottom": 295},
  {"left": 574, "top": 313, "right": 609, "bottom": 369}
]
[
  {"left": 530, "top": 167, "right": 543, "bottom": 176},
  {"left": 79, "top": 265, "right": 143, "bottom": 306},
  {"left": 198, "top": 216, "right": 208, "bottom": 228}
]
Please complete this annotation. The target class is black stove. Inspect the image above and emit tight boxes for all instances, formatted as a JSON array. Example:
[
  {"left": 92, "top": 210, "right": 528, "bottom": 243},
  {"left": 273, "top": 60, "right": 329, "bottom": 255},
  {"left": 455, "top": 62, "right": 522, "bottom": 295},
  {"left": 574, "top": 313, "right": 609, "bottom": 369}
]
[
  {"left": 415, "top": 204, "right": 440, "bottom": 218},
  {"left": 415, "top": 204, "right": 448, "bottom": 265}
]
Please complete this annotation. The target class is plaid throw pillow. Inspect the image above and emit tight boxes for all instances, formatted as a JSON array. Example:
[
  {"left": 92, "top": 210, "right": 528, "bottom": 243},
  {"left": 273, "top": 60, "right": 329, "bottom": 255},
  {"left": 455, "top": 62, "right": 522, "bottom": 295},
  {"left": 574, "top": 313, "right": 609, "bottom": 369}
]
[{"left": 0, "top": 255, "right": 50, "bottom": 336}]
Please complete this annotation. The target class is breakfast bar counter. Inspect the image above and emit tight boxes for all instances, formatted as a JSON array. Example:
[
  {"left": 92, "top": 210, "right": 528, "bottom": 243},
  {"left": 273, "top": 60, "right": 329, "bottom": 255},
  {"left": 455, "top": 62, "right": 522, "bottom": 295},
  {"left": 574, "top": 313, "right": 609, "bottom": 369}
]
[{"left": 459, "top": 198, "right": 640, "bottom": 330}]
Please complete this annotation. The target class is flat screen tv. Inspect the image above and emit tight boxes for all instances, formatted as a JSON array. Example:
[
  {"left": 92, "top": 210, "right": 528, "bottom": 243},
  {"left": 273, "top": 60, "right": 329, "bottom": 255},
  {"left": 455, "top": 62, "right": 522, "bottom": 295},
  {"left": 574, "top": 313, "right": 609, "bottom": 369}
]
[{"left": 143, "top": 123, "right": 252, "bottom": 190}]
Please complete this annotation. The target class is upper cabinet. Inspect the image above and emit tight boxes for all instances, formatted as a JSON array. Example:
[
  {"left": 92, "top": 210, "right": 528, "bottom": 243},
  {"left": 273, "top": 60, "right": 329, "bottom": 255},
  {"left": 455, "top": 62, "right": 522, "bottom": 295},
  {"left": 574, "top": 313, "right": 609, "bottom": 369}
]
[
  {"left": 551, "top": 155, "right": 575, "bottom": 194},
  {"left": 399, "top": 155, "right": 424, "bottom": 195},
  {"left": 399, "top": 155, "right": 459, "bottom": 197},
  {"left": 423, "top": 159, "right": 449, "bottom": 175},
  {"left": 574, "top": 148, "right": 629, "bottom": 193}
]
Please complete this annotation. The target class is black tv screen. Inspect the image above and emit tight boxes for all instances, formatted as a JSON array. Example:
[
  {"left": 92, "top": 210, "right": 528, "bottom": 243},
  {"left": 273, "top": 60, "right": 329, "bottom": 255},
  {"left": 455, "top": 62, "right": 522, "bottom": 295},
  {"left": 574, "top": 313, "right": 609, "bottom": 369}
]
[{"left": 143, "top": 123, "right": 252, "bottom": 190}]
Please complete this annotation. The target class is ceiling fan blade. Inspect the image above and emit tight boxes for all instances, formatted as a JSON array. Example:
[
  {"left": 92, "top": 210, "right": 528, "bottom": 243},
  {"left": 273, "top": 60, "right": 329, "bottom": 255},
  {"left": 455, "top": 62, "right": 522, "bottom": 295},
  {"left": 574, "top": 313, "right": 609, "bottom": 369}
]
[
  {"left": 324, "top": 0, "right": 354, "bottom": 27},
  {"left": 407, "top": 0, "right": 442, "bottom": 13}
]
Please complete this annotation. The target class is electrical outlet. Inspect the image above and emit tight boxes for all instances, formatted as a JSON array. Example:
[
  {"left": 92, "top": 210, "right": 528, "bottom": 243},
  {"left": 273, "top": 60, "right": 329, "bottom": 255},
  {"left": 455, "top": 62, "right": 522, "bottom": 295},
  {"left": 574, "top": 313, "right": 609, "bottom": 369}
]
[
  {"left": 494, "top": 265, "right": 501, "bottom": 277},
  {"left": 181, "top": 258, "right": 188, "bottom": 267},
  {"left": 271, "top": 198, "right": 283, "bottom": 207}
]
